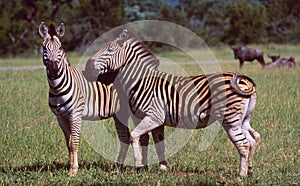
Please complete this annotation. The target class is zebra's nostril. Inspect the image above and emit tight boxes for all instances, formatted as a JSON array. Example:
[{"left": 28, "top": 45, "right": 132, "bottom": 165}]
[{"left": 95, "top": 69, "right": 101, "bottom": 74}]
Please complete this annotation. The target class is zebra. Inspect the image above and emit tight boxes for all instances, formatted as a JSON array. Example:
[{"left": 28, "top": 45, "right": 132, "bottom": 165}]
[
  {"left": 84, "top": 29, "right": 261, "bottom": 178},
  {"left": 38, "top": 22, "right": 165, "bottom": 176}
]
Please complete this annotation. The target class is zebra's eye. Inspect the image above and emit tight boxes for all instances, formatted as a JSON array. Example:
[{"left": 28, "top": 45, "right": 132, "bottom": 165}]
[
  {"left": 43, "top": 59, "right": 50, "bottom": 66},
  {"left": 95, "top": 67, "right": 106, "bottom": 74},
  {"left": 107, "top": 48, "right": 113, "bottom": 52}
]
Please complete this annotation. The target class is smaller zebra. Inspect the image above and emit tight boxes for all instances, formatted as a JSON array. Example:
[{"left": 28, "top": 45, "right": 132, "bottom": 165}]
[
  {"left": 38, "top": 22, "right": 165, "bottom": 176},
  {"left": 84, "top": 30, "right": 261, "bottom": 178}
]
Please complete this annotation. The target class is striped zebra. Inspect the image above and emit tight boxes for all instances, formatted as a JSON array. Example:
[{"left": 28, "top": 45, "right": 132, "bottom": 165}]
[
  {"left": 84, "top": 30, "right": 261, "bottom": 178},
  {"left": 38, "top": 22, "right": 164, "bottom": 176}
]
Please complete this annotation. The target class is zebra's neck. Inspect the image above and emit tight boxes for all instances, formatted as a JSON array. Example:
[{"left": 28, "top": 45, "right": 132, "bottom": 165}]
[
  {"left": 117, "top": 39, "right": 159, "bottom": 90},
  {"left": 47, "top": 55, "right": 71, "bottom": 92},
  {"left": 118, "top": 57, "right": 158, "bottom": 94},
  {"left": 122, "top": 39, "right": 159, "bottom": 69}
]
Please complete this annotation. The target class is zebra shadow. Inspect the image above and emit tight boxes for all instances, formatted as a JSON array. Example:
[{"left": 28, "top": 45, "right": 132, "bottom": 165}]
[
  {"left": 0, "top": 160, "right": 116, "bottom": 174},
  {"left": 0, "top": 162, "right": 223, "bottom": 185}
]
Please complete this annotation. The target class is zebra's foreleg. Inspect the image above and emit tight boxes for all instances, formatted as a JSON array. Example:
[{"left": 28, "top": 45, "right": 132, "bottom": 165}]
[
  {"left": 130, "top": 116, "right": 163, "bottom": 169},
  {"left": 139, "top": 125, "right": 166, "bottom": 171},
  {"left": 140, "top": 133, "right": 150, "bottom": 169},
  {"left": 68, "top": 114, "right": 82, "bottom": 176},
  {"left": 133, "top": 116, "right": 152, "bottom": 170},
  {"left": 57, "top": 117, "right": 75, "bottom": 176},
  {"left": 223, "top": 125, "right": 250, "bottom": 178},
  {"left": 151, "top": 125, "right": 167, "bottom": 170}
]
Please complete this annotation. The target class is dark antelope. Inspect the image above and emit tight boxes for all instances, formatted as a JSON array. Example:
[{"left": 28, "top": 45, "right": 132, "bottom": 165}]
[
  {"left": 231, "top": 46, "right": 265, "bottom": 69},
  {"left": 266, "top": 54, "right": 296, "bottom": 68}
]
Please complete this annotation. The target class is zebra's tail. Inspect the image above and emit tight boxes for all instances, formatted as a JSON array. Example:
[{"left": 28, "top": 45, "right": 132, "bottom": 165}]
[{"left": 230, "top": 74, "right": 256, "bottom": 96}]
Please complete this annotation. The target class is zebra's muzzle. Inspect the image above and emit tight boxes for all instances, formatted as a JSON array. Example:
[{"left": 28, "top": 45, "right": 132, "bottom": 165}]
[{"left": 47, "top": 60, "right": 60, "bottom": 80}]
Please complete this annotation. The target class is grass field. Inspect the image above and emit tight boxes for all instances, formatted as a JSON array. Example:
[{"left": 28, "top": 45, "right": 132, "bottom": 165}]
[{"left": 0, "top": 45, "right": 299, "bottom": 185}]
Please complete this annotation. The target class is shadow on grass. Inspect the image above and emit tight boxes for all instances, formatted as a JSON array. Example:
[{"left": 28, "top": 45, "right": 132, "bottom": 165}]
[
  {"left": 0, "top": 161, "right": 67, "bottom": 174},
  {"left": 0, "top": 160, "right": 119, "bottom": 174},
  {"left": 0, "top": 162, "right": 223, "bottom": 185}
]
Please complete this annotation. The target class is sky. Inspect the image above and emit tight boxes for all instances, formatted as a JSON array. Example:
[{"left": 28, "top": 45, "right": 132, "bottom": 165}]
[{"left": 163, "top": 0, "right": 180, "bottom": 6}]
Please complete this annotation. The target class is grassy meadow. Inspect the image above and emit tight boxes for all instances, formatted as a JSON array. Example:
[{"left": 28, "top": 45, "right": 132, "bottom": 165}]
[{"left": 0, "top": 44, "right": 299, "bottom": 185}]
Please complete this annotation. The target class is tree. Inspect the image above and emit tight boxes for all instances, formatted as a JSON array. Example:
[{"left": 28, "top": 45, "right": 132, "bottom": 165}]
[
  {"left": 222, "top": 0, "right": 268, "bottom": 45},
  {"left": 124, "top": 0, "right": 164, "bottom": 21},
  {"left": 0, "top": 0, "right": 73, "bottom": 56},
  {"left": 58, "top": 0, "right": 125, "bottom": 51},
  {"left": 1, "top": 0, "right": 300, "bottom": 56},
  {"left": 0, "top": 0, "right": 125, "bottom": 56},
  {"left": 262, "top": 0, "right": 300, "bottom": 43},
  {"left": 0, "top": 1, "right": 41, "bottom": 56}
]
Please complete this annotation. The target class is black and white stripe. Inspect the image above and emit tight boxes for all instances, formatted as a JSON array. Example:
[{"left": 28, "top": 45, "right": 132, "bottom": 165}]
[{"left": 85, "top": 30, "right": 260, "bottom": 178}]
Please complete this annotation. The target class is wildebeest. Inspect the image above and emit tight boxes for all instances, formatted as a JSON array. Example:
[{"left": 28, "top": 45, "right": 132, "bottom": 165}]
[
  {"left": 231, "top": 46, "right": 265, "bottom": 69},
  {"left": 265, "top": 54, "right": 296, "bottom": 68},
  {"left": 268, "top": 54, "right": 280, "bottom": 62}
]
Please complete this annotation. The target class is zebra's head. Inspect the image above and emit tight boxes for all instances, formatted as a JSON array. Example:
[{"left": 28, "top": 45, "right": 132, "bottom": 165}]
[
  {"left": 39, "top": 22, "right": 68, "bottom": 80},
  {"left": 84, "top": 29, "right": 129, "bottom": 81}
]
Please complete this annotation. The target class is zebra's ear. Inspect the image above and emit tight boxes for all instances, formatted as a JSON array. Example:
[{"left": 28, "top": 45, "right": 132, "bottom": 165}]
[
  {"left": 56, "top": 23, "right": 65, "bottom": 38},
  {"left": 116, "top": 29, "right": 128, "bottom": 47},
  {"left": 39, "top": 22, "right": 48, "bottom": 38}
]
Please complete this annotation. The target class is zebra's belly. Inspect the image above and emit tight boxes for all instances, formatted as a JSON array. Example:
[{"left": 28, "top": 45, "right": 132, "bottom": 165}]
[
  {"left": 164, "top": 111, "right": 213, "bottom": 129},
  {"left": 82, "top": 107, "right": 113, "bottom": 121},
  {"left": 82, "top": 114, "right": 102, "bottom": 121}
]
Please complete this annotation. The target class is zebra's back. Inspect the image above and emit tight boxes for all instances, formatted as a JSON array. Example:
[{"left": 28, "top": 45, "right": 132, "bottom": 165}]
[{"left": 128, "top": 71, "right": 255, "bottom": 129}]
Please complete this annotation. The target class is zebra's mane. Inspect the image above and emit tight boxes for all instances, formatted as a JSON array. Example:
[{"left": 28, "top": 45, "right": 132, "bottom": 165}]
[
  {"left": 123, "top": 36, "right": 160, "bottom": 70},
  {"left": 48, "top": 23, "right": 57, "bottom": 39}
]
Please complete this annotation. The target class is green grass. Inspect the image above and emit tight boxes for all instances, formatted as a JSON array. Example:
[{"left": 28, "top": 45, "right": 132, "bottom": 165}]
[{"left": 0, "top": 45, "right": 299, "bottom": 185}]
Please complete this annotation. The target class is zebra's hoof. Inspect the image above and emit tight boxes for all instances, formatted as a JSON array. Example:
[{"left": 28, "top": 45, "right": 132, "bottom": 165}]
[
  {"left": 159, "top": 161, "right": 168, "bottom": 171},
  {"left": 68, "top": 168, "right": 78, "bottom": 177},
  {"left": 144, "top": 165, "right": 149, "bottom": 171},
  {"left": 136, "top": 166, "right": 146, "bottom": 173},
  {"left": 159, "top": 164, "right": 167, "bottom": 171},
  {"left": 248, "top": 167, "right": 253, "bottom": 176}
]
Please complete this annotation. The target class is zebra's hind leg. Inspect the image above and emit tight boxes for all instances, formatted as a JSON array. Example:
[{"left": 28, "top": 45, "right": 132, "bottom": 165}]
[
  {"left": 241, "top": 95, "right": 260, "bottom": 176},
  {"left": 245, "top": 127, "right": 260, "bottom": 175},
  {"left": 113, "top": 116, "right": 130, "bottom": 170},
  {"left": 223, "top": 124, "right": 251, "bottom": 178}
]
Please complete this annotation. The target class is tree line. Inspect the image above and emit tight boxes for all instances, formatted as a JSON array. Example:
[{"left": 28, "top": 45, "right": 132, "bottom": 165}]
[{"left": 1, "top": 0, "right": 300, "bottom": 57}]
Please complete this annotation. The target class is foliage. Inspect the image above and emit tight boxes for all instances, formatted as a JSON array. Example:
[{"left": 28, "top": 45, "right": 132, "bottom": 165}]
[
  {"left": 222, "top": 0, "right": 268, "bottom": 44},
  {"left": 0, "top": 0, "right": 125, "bottom": 56},
  {"left": 1, "top": 0, "right": 300, "bottom": 56},
  {"left": 262, "top": 0, "right": 300, "bottom": 43}
]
